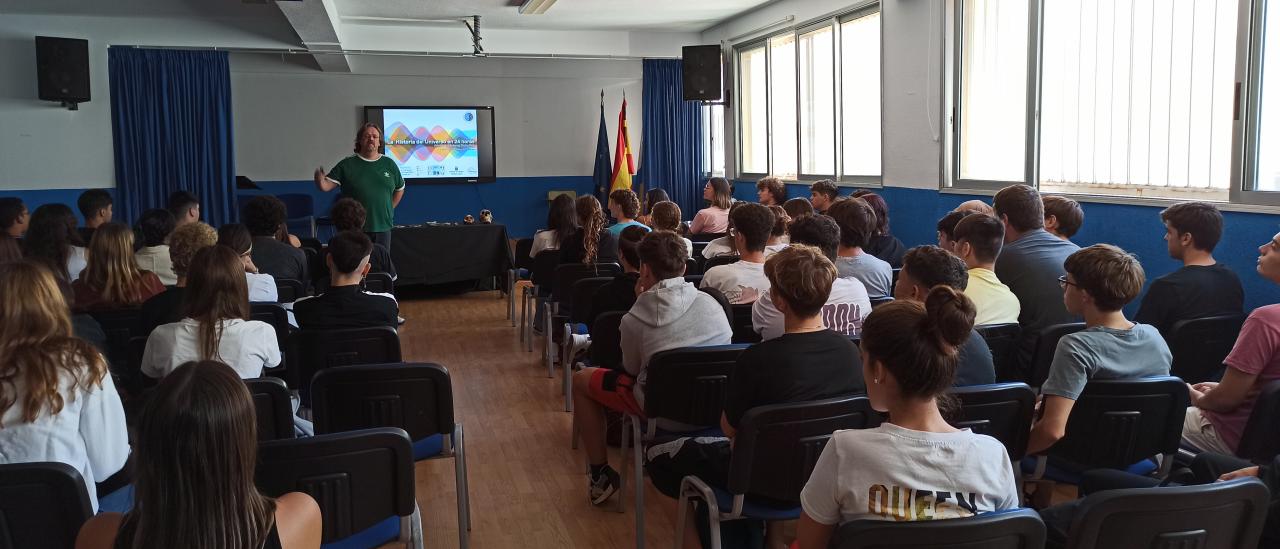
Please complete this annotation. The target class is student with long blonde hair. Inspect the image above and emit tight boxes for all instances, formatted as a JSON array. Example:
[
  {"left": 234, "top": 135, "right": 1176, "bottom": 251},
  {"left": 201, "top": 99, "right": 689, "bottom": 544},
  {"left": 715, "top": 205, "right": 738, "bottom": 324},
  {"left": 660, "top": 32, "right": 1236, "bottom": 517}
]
[
  {"left": 72, "top": 222, "right": 165, "bottom": 312},
  {"left": 0, "top": 260, "right": 129, "bottom": 513}
]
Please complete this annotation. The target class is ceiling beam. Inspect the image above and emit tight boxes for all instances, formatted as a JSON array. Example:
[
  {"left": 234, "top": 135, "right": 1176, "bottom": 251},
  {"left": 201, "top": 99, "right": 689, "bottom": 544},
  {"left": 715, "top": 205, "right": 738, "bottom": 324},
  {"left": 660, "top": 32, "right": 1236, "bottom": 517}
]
[{"left": 274, "top": 0, "right": 351, "bottom": 72}]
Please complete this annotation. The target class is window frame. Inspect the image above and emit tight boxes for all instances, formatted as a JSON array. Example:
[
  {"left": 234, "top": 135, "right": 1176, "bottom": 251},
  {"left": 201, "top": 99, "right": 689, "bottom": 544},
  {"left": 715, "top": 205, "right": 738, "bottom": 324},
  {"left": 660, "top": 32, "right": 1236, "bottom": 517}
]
[
  {"left": 1232, "top": 0, "right": 1280, "bottom": 206},
  {"left": 838, "top": 4, "right": 885, "bottom": 185},
  {"left": 701, "top": 102, "right": 726, "bottom": 178},
  {"left": 735, "top": 41, "right": 771, "bottom": 180}
]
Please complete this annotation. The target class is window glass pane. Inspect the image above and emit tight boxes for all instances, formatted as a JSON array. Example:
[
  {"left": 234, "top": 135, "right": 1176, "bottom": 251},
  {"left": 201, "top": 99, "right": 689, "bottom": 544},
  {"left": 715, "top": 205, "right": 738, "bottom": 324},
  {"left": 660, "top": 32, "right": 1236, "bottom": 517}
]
[
  {"left": 770, "top": 34, "right": 798, "bottom": 179},
  {"left": 1040, "top": 0, "right": 1234, "bottom": 198},
  {"left": 1257, "top": 0, "right": 1280, "bottom": 191},
  {"left": 739, "top": 45, "right": 768, "bottom": 173},
  {"left": 710, "top": 104, "right": 725, "bottom": 176},
  {"left": 800, "top": 25, "right": 836, "bottom": 175},
  {"left": 959, "top": 0, "right": 1028, "bottom": 182},
  {"left": 841, "top": 11, "right": 882, "bottom": 177}
]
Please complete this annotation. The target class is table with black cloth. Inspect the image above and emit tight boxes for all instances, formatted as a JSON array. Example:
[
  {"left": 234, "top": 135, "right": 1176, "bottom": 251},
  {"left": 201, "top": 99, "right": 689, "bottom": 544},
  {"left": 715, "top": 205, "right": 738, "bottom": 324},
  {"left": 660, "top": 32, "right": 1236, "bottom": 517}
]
[{"left": 390, "top": 224, "right": 513, "bottom": 287}]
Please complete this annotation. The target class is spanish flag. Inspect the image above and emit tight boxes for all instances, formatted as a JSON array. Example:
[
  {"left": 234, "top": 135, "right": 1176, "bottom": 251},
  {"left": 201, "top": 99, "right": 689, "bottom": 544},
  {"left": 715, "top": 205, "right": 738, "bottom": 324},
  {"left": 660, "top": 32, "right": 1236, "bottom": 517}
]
[{"left": 610, "top": 98, "right": 634, "bottom": 192}]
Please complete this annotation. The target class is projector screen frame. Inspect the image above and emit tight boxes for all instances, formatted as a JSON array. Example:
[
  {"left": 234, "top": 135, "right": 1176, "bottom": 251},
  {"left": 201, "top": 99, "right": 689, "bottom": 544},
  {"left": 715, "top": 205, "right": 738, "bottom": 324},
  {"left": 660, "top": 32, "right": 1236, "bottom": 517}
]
[{"left": 363, "top": 105, "right": 497, "bottom": 185}]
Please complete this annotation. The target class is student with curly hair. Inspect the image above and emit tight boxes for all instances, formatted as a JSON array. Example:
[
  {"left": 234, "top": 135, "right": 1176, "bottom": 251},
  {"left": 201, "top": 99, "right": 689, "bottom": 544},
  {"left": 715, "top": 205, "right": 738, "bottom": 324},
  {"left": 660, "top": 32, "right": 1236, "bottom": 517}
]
[{"left": 607, "top": 189, "right": 650, "bottom": 236}]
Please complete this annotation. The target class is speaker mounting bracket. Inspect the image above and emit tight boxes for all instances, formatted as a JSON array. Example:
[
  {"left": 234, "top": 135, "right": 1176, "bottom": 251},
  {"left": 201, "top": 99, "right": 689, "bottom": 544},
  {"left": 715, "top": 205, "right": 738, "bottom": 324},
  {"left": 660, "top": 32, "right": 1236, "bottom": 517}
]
[{"left": 59, "top": 100, "right": 79, "bottom": 111}]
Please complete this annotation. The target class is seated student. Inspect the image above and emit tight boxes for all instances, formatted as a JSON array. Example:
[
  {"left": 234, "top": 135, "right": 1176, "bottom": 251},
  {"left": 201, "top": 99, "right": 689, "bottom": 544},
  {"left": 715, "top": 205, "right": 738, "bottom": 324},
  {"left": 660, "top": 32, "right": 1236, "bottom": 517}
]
[
  {"left": 956, "top": 199, "right": 995, "bottom": 216},
  {"left": 1135, "top": 201, "right": 1243, "bottom": 337},
  {"left": 691, "top": 177, "right": 733, "bottom": 234},
  {"left": 0, "top": 261, "right": 129, "bottom": 514},
  {"left": 648, "top": 201, "right": 693, "bottom": 258},
  {"left": 808, "top": 179, "right": 838, "bottom": 214},
  {"left": 24, "top": 203, "right": 87, "bottom": 285},
  {"left": 607, "top": 189, "right": 650, "bottom": 236},
  {"left": 330, "top": 198, "right": 397, "bottom": 279},
  {"left": 797, "top": 287, "right": 1020, "bottom": 547},
  {"left": 75, "top": 360, "right": 322, "bottom": 549},
  {"left": 559, "top": 195, "right": 619, "bottom": 265},
  {"left": 531, "top": 193, "right": 578, "bottom": 258},
  {"left": 764, "top": 205, "right": 790, "bottom": 254},
  {"left": 76, "top": 189, "right": 113, "bottom": 245},
  {"left": 1042, "top": 195, "right": 1084, "bottom": 242},
  {"left": 636, "top": 188, "right": 671, "bottom": 228},
  {"left": 167, "top": 190, "right": 201, "bottom": 227},
  {"left": 133, "top": 208, "right": 178, "bottom": 286},
  {"left": 565, "top": 225, "right": 650, "bottom": 362},
  {"left": 72, "top": 223, "right": 166, "bottom": 312},
  {"left": 756, "top": 176, "right": 787, "bottom": 206},
  {"left": 783, "top": 197, "right": 815, "bottom": 223},
  {"left": 1180, "top": 229, "right": 1280, "bottom": 456},
  {"left": 140, "top": 222, "right": 218, "bottom": 335},
  {"left": 142, "top": 246, "right": 280, "bottom": 380},
  {"left": 753, "top": 214, "right": 870, "bottom": 341},
  {"left": 294, "top": 231, "right": 398, "bottom": 331},
  {"left": 648, "top": 244, "right": 866, "bottom": 549},
  {"left": 217, "top": 224, "right": 280, "bottom": 303},
  {"left": 853, "top": 191, "right": 907, "bottom": 268},
  {"left": 570, "top": 231, "right": 732, "bottom": 503},
  {"left": 895, "top": 245, "right": 997, "bottom": 386},
  {"left": 700, "top": 201, "right": 746, "bottom": 259},
  {"left": 242, "top": 195, "right": 308, "bottom": 285},
  {"left": 700, "top": 203, "right": 775, "bottom": 304},
  {"left": 0, "top": 197, "right": 29, "bottom": 238},
  {"left": 936, "top": 209, "right": 973, "bottom": 253},
  {"left": 827, "top": 197, "right": 894, "bottom": 300},
  {"left": 952, "top": 213, "right": 1021, "bottom": 326},
  {"left": 1026, "top": 244, "right": 1171, "bottom": 455}
]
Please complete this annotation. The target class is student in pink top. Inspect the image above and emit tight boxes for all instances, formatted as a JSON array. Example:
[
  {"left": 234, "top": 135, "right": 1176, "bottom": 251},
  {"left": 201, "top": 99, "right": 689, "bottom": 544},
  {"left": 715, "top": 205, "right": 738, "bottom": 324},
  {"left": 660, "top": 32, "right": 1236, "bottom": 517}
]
[
  {"left": 1182, "top": 229, "right": 1280, "bottom": 455},
  {"left": 690, "top": 177, "right": 732, "bottom": 234}
]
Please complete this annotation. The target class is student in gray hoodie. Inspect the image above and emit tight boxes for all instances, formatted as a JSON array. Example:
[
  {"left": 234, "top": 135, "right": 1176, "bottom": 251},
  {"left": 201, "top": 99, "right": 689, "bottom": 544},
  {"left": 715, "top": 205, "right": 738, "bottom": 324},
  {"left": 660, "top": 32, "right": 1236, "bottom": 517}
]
[{"left": 570, "top": 230, "right": 733, "bottom": 505}]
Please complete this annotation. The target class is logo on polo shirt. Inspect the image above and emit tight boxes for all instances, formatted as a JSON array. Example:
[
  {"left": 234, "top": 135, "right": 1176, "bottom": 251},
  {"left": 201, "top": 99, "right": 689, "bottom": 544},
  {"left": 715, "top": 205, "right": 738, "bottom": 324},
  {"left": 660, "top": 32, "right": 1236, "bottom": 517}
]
[{"left": 383, "top": 171, "right": 390, "bottom": 177}]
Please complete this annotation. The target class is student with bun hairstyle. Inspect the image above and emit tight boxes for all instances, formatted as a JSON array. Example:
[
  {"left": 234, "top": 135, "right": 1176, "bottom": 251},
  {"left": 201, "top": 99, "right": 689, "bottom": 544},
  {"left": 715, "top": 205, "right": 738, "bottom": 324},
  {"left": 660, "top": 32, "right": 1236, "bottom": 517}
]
[{"left": 797, "top": 287, "right": 1020, "bottom": 547}]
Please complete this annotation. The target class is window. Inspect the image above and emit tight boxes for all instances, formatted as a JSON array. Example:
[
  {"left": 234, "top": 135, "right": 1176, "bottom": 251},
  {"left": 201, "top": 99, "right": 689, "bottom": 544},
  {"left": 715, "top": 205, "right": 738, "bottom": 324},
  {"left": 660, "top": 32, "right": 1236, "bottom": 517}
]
[
  {"left": 957, "top": 0, "right": 1029, "bottom": 183},
  {"left": 739, "top": 45, "right": 768, "bottom": 174},
  {"left": 702, "top": 103, "right": 726, "bottom": 177},
  {"left": 769, "top": 34, "right": 798, "bottom": 179},
  {"left": 841, "top": 10, "right": 882, "bottom": 178},
  {"left": 1247, "top": 0, "right": 1280, "bottom": 194},
  {"left": 800, "top": 25, "right": 836, "bottom": 176}
]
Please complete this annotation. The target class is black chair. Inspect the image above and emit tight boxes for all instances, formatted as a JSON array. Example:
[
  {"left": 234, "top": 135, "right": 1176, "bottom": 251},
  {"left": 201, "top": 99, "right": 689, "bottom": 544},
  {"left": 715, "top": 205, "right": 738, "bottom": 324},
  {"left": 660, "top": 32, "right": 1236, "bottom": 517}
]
[
  {"left": 279, "top": 193, "right": 317, "bottom": 238},
  {"left": 703, "top": 254, "right": 740, "bottom": 272},
  {"left": 249, "top": 303, "right": 291, "bottom": 376},
  {"left": 730, "top": 303, "right": 761, "bottom": 344},
  {"left": 1063, "top": 478, "right": 1269, "bottom": 549},
  {"left": 975, "top": 323, "right": 1023, "bottom": 382},
  {"left": 869, "top": 296, "right": 894, "bottom": 309},
  {"left": 677, "top": 396, "right": 882, "bottom": 549},
  {"left": 587, "top": 310, "right": 627, "bottom": 370},
  {"left": 684, "top": 257, "right": 701, "bottom": 276},
  {"left": 1032, "top": 376, "right": 1189, "bottom": 479},
  {"left": 558, "top": 276, "right": 615, "bottom": 410},
  {"left": 950, "top": 383, "right": 1037, "bottom": 463},
  {"left": 275, "top": 278, "right": 306, "bottom": 303},
  {"left": 1235, "top": 379, "right": 1280, "bottom": 463},
  {"left": 1168, "top": 313, "right": 1247, "bottom": 384},
  {"left": 684, "top": 274, "right": 703, "bottom": 286},
  {"left": 246, "top": 376, "right": 294, "bottom": 441},
  {"left": 830, "top": 508, "right": 1047, "bottom": 548},
  {"left": 544, "top": 263, "right": 621, "bottom": 378},
  {"left": 256, "top": 427, "right": 423, "bottom": 548},
  {"left": 311, "top": 363, "right": 470, "bottom": 548},
  {"left": 88, "top": 308, "right": 142, "bottom": 368},
  {"left": 508, "top": 238, "right": 535, "bottom": 323},
  {"left": 690, "top": 232, "right": 727, "bottom": 243},
  {"left": 698, "top": 286, "right": 735, "bottom": 327},
  {"left": 288, "top": 326, "right": 401, "bottom": 403},
  {"left": 691, "top": 241, "right": 710, "bottom": 259},
  {"left": 301, "top": 247, "right": 322, "bottom": 288},
  {"left": 0, "top": 462, "right": 93, "bottom": 549},
  {"left": 521, "top": 249, "right": 561, "bottom": 352},
  {"left": 890, "top": 267, "right": 902, "bottom": 292},
  {"left": 363, "top": 271, "right": 395, "bottom": 294},
  {"left": 1028, "top": 322, "right": 1086, "bottom": 387}
]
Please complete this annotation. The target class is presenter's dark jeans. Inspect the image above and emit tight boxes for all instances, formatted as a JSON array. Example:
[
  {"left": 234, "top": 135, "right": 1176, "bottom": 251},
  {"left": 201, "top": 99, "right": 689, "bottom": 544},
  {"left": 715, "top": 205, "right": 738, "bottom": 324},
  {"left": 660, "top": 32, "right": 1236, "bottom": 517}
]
[{"left": 367, "top": 231, "right": 390, "bottom": 252}]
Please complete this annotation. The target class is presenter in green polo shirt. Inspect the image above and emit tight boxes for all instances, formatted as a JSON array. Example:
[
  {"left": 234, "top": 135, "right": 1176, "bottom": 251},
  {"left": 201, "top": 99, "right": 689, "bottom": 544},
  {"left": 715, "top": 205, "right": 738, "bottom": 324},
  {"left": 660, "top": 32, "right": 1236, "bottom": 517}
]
[{"left": 314, "top": 123, "right": 406, "bottom": 249}]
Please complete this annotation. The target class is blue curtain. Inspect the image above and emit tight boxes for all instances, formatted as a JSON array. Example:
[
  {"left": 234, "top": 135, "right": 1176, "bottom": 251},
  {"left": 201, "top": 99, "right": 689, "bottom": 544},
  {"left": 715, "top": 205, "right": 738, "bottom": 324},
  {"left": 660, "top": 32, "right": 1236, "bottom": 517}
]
[
  {"left": 637, "top": 58, "right": 705, "bottom": 220},
  {"left": 108, "top": 48, "right": 236, "bottom": 226}
]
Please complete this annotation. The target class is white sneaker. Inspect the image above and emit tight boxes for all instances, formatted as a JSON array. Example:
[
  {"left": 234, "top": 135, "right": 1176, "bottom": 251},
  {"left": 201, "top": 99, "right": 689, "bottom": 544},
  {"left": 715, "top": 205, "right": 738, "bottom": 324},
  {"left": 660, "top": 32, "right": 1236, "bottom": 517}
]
[{"left": 567, "top": 333, "right": 592, "bottom": 362}]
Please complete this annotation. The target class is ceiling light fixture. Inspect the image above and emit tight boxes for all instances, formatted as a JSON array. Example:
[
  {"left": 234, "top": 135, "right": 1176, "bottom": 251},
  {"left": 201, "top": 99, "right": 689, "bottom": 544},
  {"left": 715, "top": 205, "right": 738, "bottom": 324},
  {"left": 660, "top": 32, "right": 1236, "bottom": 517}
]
[{"left": 518, "top": 0, "right": 557, "bottom": 15}]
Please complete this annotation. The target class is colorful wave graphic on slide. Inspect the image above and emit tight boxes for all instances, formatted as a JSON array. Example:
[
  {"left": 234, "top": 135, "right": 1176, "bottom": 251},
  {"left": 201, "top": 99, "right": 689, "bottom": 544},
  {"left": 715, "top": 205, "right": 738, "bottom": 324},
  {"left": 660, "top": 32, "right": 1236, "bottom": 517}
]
[{"left": 385, "top": 122, "right": 478, "bottom": 163}]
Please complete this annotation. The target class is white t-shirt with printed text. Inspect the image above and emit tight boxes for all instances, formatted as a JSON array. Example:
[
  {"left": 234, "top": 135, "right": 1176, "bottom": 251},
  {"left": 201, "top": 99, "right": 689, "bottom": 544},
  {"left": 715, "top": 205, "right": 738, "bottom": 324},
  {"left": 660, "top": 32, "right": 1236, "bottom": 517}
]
[
  {"left": 752, "top": 277, "right": 871, "bottom": 341},
  {"left": 700, "top": 260, "right": 770, "bottom": 304}
]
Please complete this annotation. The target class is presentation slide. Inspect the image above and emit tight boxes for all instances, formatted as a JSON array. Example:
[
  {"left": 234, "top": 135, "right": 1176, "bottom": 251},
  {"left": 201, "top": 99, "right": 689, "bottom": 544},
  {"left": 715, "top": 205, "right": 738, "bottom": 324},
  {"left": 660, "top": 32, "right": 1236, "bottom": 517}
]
[{"left": 383, "top": 108, "right": 479, "bottom": 179}]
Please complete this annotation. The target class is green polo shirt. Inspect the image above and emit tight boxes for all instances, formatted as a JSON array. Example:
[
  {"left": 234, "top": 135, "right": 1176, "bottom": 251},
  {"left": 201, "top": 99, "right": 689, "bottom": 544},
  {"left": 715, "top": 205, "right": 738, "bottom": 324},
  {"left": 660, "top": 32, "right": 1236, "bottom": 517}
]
[{"left": 326, "top": 154, "right": 405, "bottom": 232}]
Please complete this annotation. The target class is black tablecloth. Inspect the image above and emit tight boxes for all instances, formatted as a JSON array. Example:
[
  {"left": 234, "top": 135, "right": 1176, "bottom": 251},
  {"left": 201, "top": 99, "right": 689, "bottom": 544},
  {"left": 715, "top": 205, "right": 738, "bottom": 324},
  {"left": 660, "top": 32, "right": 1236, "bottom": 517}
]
[{"left": 390, "top": 224, "right": 513, "bottom": 287}]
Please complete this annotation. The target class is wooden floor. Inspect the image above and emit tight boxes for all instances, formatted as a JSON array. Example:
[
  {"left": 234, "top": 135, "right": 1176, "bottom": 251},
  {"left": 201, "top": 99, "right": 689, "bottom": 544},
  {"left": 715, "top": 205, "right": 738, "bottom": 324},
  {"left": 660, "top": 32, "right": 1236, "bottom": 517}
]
[{"left": 396, "top": 284, "right": 680, "bottom": 549}]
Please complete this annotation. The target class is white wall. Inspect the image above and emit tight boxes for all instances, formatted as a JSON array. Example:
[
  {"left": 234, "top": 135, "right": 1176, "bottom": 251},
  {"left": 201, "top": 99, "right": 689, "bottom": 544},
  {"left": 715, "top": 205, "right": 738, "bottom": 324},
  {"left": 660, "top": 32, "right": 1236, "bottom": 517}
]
[{"left": 700, "top": 0, "right": 944, "bottom": 190}]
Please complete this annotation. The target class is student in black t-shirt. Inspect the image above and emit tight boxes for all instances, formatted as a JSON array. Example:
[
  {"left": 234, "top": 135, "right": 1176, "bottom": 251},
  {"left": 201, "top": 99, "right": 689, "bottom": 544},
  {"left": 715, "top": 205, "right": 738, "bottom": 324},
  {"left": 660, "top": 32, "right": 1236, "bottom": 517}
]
[
  {"left": 646, "top": 244, "right": 864, "bottom": 549},
  {"left": 1135, "top": 202, "right": 1244, "bottom": 337},
  {"left": 294, "top": 231, "right": 397, "bottom": 330},
  {"left": 894, "top": 245, "right": 997, "bottom": 386}
]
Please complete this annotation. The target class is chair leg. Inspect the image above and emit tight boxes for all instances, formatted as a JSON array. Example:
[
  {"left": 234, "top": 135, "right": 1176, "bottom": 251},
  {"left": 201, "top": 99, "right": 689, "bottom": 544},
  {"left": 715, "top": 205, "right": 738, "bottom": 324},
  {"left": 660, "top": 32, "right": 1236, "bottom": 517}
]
[
  {"left": 570, "top": 408, "right": 580, "bottom": 449},
  {"left": 543, "top": 302, "right": 554, "bottom": 378},
  {"left": 616, "top": 415, "right": 628, "bottom": 514},
  {"left": 563, "top": 357, "right": 574, "bottom": 412},
  {"left": 454, "top": 423, "right": 472, "bottom": 547},
  {"left": 400, "top": 503, "right": 425, "bottom": 549},
  {"left": 519, "top": 287, "right": 527, "bottom": 343},
  {"left": 633, "top": 417, "right": 645, "bottom": 549},
  {"left": 507, "top": 271, "right": 515, "bottom": 324}
]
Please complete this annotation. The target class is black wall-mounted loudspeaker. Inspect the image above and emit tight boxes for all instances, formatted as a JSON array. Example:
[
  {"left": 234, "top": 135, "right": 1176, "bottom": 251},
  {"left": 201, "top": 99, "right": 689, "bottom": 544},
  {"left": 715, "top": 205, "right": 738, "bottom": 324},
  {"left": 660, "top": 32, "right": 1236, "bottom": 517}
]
[
  {"left": 35, "top": 36, "right": 91, "bottom": 107},
  {"left": 682, "top": 45, "right": 722, "bottom": 101}
]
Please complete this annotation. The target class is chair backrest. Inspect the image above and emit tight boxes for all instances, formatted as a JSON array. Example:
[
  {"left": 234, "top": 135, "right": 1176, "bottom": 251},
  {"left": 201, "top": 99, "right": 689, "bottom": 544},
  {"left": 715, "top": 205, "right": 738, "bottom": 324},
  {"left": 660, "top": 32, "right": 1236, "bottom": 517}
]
[
  {"left": 1028, "top": 322, "right": 1086, "bottom": 387},
  {"left": 568, "top": 277, "right": 614, "bottom": 324},
  {"left": 949, "top": 383, "right": 1036, "bottom": 461},
  {"left": 529, "top": 249, "right": 561, "bottom": 287},
  {"left": 730, "top": 303, "right": 762, "bottom": 344},
  {"left": 512, "top": 238, "right": 535, "bottom": 270},
  {"left": 277, "top": 193, "right": 316, "bottom": 218},
  {"left": 1236, "top": 379, "right": 1280, "bottom": 463},
  {"left": 703, "top": 254, "right": 741, "bottom": 272},
  {"left": 552, "top": 262, "right": 620, "bottom": 303},
  {"left": 249, "top": 303, "right": 291, "bottom": 368},
  {"left": 684, "top": 257, "right": 701, "bottom": 276},
  {"left": 1051, "top": 376, "right": 1189, "bottom": 470},
  {"left": 275, "top": 278, "right": 306, "bottom": 304},
  {"left": 697, "top": 286, "right": 735, "bottom": 327},
  {"left": 311, "top": 363, "right": 454, "bottom": 442},
  {"left": 256, "top": 428, "right": 415, "bottom": 544},
  {"left": 588, "top": 310, "right": 627, "bottom": 369},
  {"left": 890, "top": 268, "right": 902, "bottom": 292},
  {"left": 0, "top": 462, "right": 92, "bottom": 549},
  {"left": 363, "top": 272, "right": 394, "bottom": 294},
  {"left": 690, "top": 232, "right": 727, "bottom": 243},
  {"left": 728, "top": 395, "right": 881, "bottom": 504},
  {"left": 289, "top": 326, "right": 401, "bottom": 402},
  {"left": 869, "top": 296, "right": 894, "bottom": 309},
  {"left": 88, "top": 308, "right": 142, "bottom": 369},
  {"left": 831, "top": 508, "right": 1047, "bottom": 549},
  {"left": 691, "top": 241, "right": 710, "bottom": 258},
  {"left": 246, "top": 376, "right": 295, "bottom": 441},
  {"left": 1064, "top": 478, "right": 1269, "bottom": 549},
  {"left": 683, "top": 274, "right": 703, "bottom": 286},
  {"left": 643, "top": 344, "right": 751, "bottom": 426},
  {"left": 1168, "top": 313, "right": 1247, "bottom": 384},
  {"left": 975, "top": 323, "right": 1023, "bottom": 382}
]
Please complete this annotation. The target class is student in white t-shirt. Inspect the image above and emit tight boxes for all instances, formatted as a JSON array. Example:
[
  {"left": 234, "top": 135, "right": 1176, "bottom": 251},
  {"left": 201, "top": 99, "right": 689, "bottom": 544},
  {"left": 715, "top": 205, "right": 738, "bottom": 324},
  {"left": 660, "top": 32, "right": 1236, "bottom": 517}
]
[
  {"left": 701, "top": 203, "right": 775, "bottom": 304},
  {"left": 754, "top": 213, "right": 869, "bottom": 340},
  {"left": 531, "top": 193, "right": 578, "bottom": 258},
  {"left": 797, "top": 287, "right": 1020, "bottom": 547}
]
